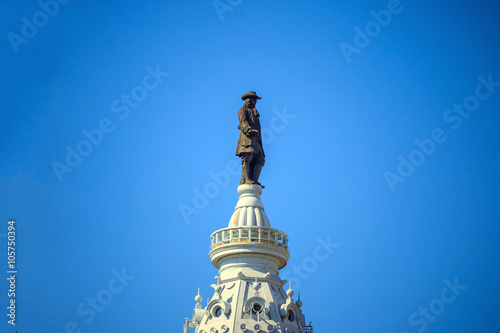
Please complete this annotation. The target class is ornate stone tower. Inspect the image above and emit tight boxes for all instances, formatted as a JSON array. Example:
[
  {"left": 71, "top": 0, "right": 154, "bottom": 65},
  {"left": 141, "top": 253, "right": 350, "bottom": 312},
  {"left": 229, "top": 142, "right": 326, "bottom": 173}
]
[{"left": 184, "top": 184, "right": 313, "bottom": 333}]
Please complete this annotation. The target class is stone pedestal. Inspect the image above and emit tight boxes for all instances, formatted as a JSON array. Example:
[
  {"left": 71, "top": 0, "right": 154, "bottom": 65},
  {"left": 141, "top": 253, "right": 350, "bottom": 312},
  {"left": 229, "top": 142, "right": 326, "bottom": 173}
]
[{"left": 229, "top": 184, "right": 271, "bottom": 228}]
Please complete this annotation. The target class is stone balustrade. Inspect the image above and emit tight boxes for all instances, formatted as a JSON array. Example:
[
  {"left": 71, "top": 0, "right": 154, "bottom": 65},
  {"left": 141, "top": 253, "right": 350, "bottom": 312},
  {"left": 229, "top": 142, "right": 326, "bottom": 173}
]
[{"left": 210, "top": 226, "right": 289, "bottom": 252}]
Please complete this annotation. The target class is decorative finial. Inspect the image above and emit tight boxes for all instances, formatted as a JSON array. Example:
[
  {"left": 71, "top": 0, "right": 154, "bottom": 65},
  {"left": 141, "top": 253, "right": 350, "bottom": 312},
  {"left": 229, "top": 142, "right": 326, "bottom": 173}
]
[
  {"left": 287, "top": 281, "right": 294, "bottom": 298},
  {"left": 195, "top": 287, "right": 202, "bottom": 304},
  {"left": 296, "top": 292, "right": 303, "bottom": 308}
]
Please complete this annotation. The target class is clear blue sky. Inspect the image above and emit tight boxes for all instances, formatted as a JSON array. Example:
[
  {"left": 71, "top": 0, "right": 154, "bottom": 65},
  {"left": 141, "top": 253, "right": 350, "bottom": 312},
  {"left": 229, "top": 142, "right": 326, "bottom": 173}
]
[{"left": 1, "top": 0, "right": 500, "bottom": 332}]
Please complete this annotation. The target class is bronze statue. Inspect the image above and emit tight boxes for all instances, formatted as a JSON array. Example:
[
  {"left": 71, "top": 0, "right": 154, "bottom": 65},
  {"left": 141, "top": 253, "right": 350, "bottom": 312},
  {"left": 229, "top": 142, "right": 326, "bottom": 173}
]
[{"left": 236, "top": 91, "right": 265, "bottom": 187}]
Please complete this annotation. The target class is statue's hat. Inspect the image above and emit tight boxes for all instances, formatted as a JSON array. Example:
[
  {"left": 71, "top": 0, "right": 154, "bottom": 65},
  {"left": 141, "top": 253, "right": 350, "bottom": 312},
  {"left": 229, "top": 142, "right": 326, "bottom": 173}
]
[{"left": 241, "top": 91, "right": 262, "bottom": 101}]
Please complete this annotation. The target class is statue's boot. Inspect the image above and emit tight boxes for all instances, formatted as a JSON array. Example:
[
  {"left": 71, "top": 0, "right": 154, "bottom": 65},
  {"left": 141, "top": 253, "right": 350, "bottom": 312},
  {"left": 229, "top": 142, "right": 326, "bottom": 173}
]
[
  {"left": 253, "top": 163, "right": 264, "bottom": 188},
  {"left": 240, "top": 162, "right": 253, "bottom": 185},
  {"left": 239, "top": 166, "right": 246, "bottom": 185}
]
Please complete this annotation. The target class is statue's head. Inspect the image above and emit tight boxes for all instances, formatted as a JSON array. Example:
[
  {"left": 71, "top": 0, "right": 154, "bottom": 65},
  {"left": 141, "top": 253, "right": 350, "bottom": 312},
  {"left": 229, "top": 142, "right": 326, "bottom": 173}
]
[
  {"left": 241, "top": 91, "right": 261, "bottom": 107},
  {"left": 244, "top": 98, "right": 257, "bottom": 107}
]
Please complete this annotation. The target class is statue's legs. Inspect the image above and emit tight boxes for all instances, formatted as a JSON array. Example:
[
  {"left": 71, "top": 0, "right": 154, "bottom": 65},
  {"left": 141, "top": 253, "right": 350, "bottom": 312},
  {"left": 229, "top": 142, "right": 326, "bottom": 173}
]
[
  {"left": 240, "top": 162, "right": 251, "bottom": 185},
  {"left": 239, "top": 169, "right": 246, "bottom": 184},
  {"left": 240, "top": 153, "right": 265, "bottom": 186},
  {"left": 253, "top": 154, "right": 265, "bottom": 185},
  {"left": 240, "top": 153, "right": 254, "bottom": 185}
]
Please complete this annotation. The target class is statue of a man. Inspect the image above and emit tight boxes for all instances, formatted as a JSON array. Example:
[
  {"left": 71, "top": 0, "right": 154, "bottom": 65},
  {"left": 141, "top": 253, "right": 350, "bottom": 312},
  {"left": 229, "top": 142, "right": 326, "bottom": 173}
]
[{"left": 235, "top": 91, "right": 265, "bottom": 187}]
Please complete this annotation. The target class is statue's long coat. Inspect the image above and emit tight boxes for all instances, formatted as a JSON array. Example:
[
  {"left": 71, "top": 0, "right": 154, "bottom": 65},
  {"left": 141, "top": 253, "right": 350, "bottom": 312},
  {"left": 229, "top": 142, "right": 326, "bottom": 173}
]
[{"left": 235, "top": 106, "right": 265, "bottom": 157}]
